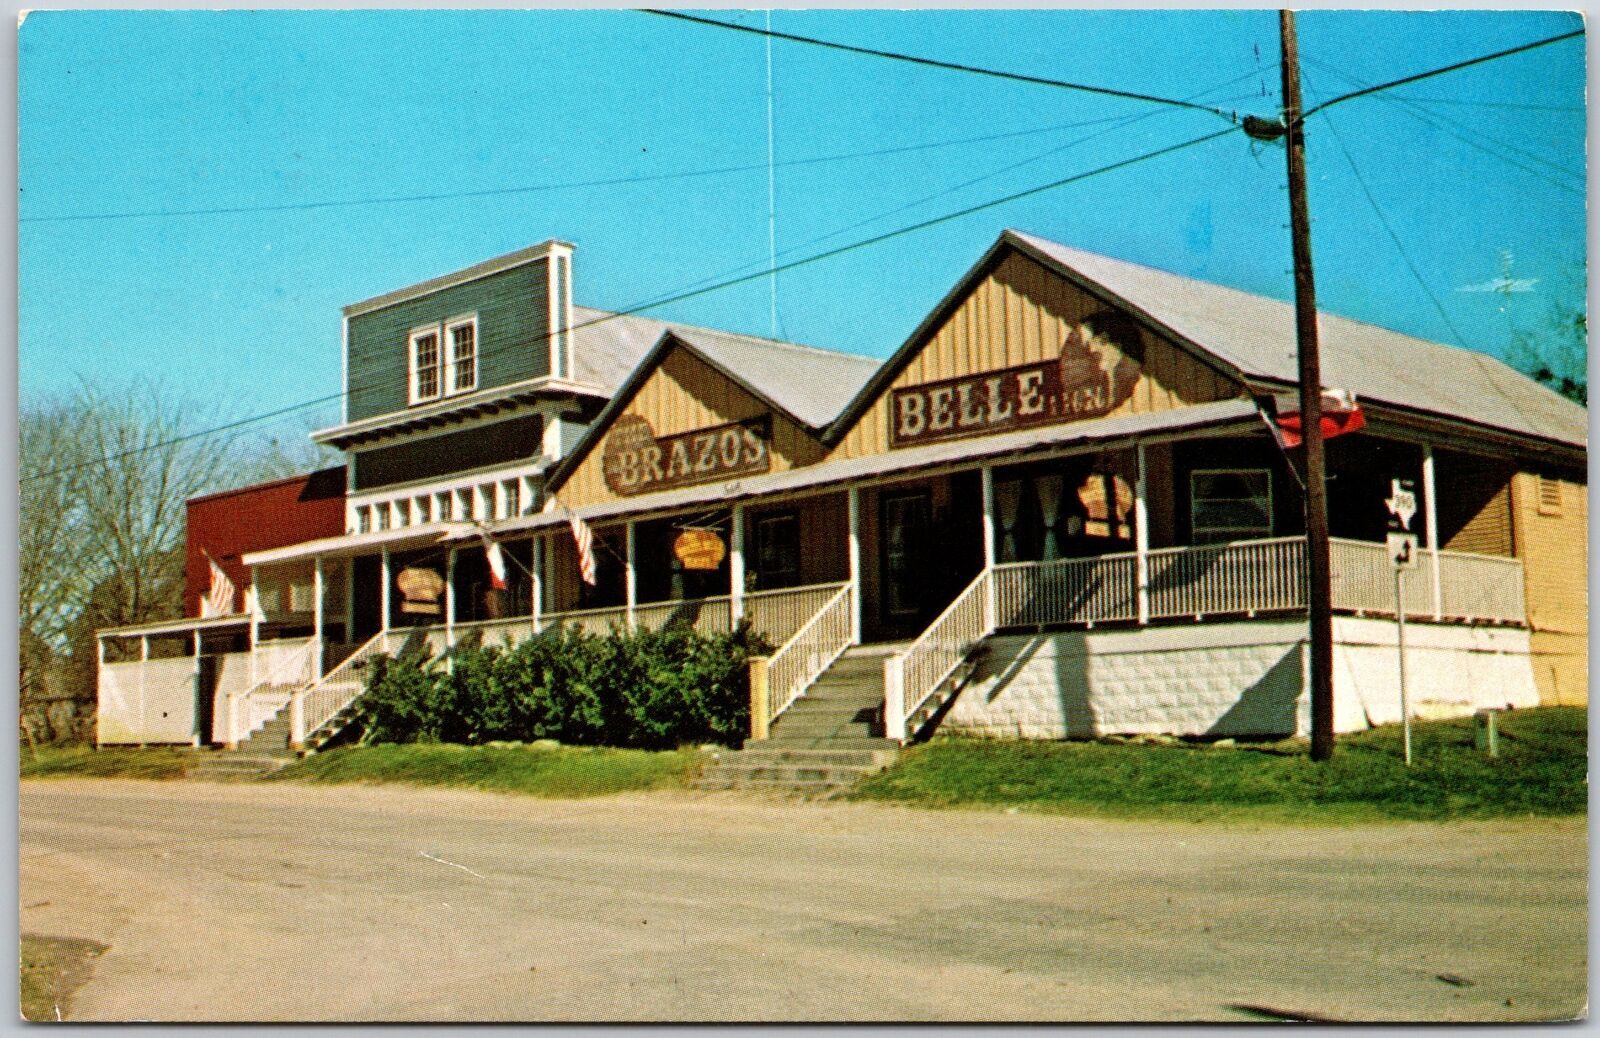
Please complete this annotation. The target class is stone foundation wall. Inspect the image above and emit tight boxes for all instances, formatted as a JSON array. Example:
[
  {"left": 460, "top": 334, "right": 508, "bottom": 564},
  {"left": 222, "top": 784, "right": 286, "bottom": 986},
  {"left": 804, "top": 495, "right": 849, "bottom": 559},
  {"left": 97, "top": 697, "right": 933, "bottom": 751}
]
[{"left": 942, "top": 618, "right": 1539, "bottom": 741}]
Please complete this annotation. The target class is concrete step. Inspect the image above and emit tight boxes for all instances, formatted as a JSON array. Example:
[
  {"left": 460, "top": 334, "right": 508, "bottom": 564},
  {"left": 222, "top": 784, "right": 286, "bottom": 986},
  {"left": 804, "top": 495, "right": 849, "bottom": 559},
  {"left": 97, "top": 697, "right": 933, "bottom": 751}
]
[
  {"left": 699, "top": 763, "right": 883, "bottom": 785},
  {"left": 691, "top": 776, "right": 857, "bottom": 798},
  {"left": 730, "top": 746, "right": 899, "bottom": 768},
  {"left": 190, "top": 753, "right": 293, "bottom": 779},
  {"left": 756, "top": 735, "right": 900, "bottom": 751}
]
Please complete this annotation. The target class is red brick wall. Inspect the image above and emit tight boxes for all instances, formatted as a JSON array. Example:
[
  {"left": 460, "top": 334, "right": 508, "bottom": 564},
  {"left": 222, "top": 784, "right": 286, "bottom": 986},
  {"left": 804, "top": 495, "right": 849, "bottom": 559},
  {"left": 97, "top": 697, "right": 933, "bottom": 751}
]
[{"left": 185, "top": 467, "right": 347, "bottom": 617}]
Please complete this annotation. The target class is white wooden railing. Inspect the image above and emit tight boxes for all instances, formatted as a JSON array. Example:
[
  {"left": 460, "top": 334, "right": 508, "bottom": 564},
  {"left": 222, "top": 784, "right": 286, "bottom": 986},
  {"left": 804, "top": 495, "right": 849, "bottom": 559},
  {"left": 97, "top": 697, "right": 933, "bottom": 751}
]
[
  {"left": 764, "top": 583, "right": 855, "bottom": 725},
  {"left": 232, "top": 637, "right": 318, "bottom": 745},
  {"left": 1147, "top": 536, "right": 1308, "bottom": 620},
  {"left": 1330, "top": 538, "right": 1525, "bottom": 624},
  {"left": 885, "top": 569, "right": 995, "bottom": 741},
  {"left": 994, "top": 553, "right": 1138, "bottom": 627},
  {"left": 290, "top": 629, "right": 395, "bottom": 747}
]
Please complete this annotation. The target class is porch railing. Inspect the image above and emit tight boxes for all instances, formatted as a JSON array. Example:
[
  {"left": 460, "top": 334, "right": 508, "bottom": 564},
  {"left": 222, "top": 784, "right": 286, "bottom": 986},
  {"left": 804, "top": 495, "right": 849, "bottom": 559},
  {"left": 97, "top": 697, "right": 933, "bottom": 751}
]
[
  {"left": 1329, "top": 537, "right": 1525, "bottom": 625},
  {"left": 1147, "top": 536, "right": 1308, "bottom": 620},
  {"left": 291, "top": 629, "right": 394, "bottom": 748},
  {"left": 994, "top": 552, "right": 1138, "bottom": 627},
  {"left": 764, "top": 583, "right": 855, "bottom": 725},
  {"left": 233, "top": 637, "right": 318, "bottom": 745},
  {"left": 885, "top": 569, "right": 995, "bottom": 741}
]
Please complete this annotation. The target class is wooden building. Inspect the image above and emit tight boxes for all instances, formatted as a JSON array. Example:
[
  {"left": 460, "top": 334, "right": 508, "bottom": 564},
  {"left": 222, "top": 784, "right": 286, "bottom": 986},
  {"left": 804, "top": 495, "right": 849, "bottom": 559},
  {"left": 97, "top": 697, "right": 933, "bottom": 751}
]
[{"left": 98, "top": 230, "right": 1587, "bottom": 749}]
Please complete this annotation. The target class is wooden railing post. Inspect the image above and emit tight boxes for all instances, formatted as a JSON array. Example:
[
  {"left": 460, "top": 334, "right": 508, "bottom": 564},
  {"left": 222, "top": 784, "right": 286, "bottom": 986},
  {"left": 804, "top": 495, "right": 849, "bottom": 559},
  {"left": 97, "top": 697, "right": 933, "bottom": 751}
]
[
  {"left": 289, "top": 688, "right": 306, "bottom": 749},
  {"left": 748, "top": 656, "right": 770, "bottom": 742},
  {"left": 884, "top": 654, "right": 907, "bottom": 743},
  {"left": 1135, "top": 443, "right": 1151, "bottom": 625}
]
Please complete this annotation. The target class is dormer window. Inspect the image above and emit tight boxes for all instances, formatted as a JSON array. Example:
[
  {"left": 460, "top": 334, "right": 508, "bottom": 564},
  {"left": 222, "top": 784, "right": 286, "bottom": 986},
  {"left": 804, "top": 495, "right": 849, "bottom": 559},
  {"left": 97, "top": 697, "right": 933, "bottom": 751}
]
[
  {"left": 408, "top": 314, "right": 479, "bottom": 405},
  {"left": 409, "top": 327, "right": 442, "bottom": 403},
  {"left": 447, "top": 316, "right": 478, "bottom": 393}
]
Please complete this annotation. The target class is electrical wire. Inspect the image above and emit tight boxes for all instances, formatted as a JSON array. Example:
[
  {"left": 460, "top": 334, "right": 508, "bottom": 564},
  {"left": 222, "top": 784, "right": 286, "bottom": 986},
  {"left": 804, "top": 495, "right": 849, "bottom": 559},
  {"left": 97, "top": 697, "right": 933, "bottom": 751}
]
[
  {"left": 644, "top": 10, "right": 1243, "bottom": 122},
  {"left": 19, "top": 112, "right": 1149, "bottom": 226},
  {"left": 1385, "top": 94, "right": 1584, "bottom": 114},
  {"left": 1299, "top": 27, "right": 1583, "bottom": 121},
  {"left": 1307, "top": 77, "right": 1473, "bottom": 349},
  {"left": 22, "top": 123, "right": 1241, "bottom": 485}
]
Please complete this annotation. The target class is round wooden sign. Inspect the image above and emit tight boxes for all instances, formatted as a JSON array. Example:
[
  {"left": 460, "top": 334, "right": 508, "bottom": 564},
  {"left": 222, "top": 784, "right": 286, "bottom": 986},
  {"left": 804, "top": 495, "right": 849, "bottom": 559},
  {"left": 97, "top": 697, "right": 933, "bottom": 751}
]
[{"left": 673, "top": 529, "right": 727, "bottom": 571}]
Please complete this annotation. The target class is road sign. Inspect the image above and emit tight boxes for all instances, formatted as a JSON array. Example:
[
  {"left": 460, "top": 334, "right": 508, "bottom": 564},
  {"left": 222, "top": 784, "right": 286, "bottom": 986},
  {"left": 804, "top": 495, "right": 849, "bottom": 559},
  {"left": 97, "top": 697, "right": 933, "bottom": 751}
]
[
  {"left": 1385, "top": 478, "right": 1417, "bottom": 531},
  {"left": 1387, "top": 531, "right": 1419, "bottom": 570}
]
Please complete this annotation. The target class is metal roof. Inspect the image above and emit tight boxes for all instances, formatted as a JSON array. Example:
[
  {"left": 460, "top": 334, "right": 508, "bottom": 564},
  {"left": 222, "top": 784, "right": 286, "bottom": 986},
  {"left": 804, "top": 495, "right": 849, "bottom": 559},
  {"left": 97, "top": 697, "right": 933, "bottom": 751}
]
[
  {"left": 571, "top": 307, "right": 879, "bottom": 424},
  {"left": 1009, "top": 230, "right": 1588, "bottom": 450}
]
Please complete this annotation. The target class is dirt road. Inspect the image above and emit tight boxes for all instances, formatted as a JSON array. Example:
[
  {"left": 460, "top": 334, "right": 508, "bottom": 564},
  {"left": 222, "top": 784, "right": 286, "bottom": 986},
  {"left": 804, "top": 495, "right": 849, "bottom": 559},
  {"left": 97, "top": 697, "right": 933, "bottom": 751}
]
[{"left": 19, "top": 779, "right": 1586, "bottom": 1022}]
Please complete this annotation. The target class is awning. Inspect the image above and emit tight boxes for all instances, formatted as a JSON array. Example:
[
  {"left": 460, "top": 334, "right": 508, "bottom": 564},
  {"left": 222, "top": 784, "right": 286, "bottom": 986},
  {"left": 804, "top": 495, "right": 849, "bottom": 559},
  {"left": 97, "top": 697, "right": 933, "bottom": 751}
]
[
  {"left": 243, "top": 522, "right": 478, "bottom": 567},
  {"left": 480, "top": 398, "right": 1260, "bottom": 536}
]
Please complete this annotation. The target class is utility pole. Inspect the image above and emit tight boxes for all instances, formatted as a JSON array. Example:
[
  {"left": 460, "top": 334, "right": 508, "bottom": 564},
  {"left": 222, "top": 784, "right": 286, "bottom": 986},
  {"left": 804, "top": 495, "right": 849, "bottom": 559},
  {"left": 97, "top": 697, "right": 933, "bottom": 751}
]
[{"left": 1279, "top": 10, "right": 1336, "bottom": 761}]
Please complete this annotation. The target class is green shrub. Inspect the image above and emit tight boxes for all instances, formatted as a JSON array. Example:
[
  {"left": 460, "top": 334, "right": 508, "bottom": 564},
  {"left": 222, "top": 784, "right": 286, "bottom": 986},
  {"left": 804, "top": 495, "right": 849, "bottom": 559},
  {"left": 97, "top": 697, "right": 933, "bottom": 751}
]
[{"left": 351, "top": 621, "right": 768, "bottom": 749}]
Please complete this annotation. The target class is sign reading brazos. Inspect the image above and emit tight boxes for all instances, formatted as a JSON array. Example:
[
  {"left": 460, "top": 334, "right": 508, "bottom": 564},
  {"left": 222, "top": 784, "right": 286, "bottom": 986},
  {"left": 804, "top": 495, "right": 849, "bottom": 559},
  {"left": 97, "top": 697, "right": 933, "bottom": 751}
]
[
  {"left": 889, "top": 312, "right": 1144, "bottom": 448},
  {"left": 602, "top": 413, "right": 772, "bottom": 496}
]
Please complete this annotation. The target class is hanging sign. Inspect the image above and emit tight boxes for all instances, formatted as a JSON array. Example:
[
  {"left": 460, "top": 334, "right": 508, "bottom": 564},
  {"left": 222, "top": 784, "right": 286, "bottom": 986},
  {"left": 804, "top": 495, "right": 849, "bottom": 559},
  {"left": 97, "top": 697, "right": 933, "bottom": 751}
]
[
  {"left": 396, "top": 567, "right": 444, "bottom": 615},
  {"left": 889, "top": 313, "right": 1143, "bottom": 448},
  {"left": 673, "top": 529, "right": 727, "bottom": 571},
  {"left": 1077, "top": 472, "right": 1135, "bottom": 539},
  {"left": 602, "top": 414, "right": 771, "bottom": 496}
]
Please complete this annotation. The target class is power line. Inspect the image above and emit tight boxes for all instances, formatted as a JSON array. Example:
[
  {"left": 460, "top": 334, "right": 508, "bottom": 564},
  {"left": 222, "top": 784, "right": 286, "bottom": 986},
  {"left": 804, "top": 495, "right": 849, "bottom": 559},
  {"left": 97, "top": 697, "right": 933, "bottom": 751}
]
[
  {"left": 23, "top": 124, "right": 1239, "bottom": 485},
  {"left": 1310, "top": 86, "right": 1472, "bottom": 349},
  {"left": 1387, "top": 94, "right": 1584, "bottom": 114},
  {"left": 1377, "top": 93, "right": 1584, "bottom": 183},
  {"left": 644, "top": 10, "right": 1242, "bottom": 122},
  {"left": 18, "top": 113, "right": 1145, "bottom": 225},
  {"left": 1300, "top": 27, "right": 1583, "bottom": 120},
  {"left": 1306, "top": 57, "right": 1584, "bottom": 197}
]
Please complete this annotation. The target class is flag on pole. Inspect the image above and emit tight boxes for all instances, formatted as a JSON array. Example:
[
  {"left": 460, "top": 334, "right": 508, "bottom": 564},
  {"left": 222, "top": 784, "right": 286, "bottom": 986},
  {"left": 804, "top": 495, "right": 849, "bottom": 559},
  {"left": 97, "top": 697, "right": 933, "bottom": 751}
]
[
  {"left": 200, "top": 551, "right": 236, "bottom": 617},
  {"left": 1269, "top": 389, "right": 1365, "bottom": 449},
  {"left": 482, "top": 537, "right": 508, "bottom": 591},
  {"left": 569, "top": 513, "right": 598, "bottom": 586}
]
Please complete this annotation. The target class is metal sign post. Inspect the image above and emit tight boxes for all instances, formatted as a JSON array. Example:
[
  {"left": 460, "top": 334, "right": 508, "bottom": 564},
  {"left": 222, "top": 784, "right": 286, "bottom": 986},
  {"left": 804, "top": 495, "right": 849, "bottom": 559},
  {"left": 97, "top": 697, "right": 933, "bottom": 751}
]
[{"left": 1386, "top": 477, "right": 1420, "bottom": 767}]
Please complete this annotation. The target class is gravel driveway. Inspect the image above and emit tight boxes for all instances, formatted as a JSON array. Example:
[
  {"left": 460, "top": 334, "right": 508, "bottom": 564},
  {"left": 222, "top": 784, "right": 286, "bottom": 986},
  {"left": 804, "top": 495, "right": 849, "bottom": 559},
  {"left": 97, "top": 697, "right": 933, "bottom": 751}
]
[{"left": 19, "top": 779, "right": 1586, "bottom": 1022}]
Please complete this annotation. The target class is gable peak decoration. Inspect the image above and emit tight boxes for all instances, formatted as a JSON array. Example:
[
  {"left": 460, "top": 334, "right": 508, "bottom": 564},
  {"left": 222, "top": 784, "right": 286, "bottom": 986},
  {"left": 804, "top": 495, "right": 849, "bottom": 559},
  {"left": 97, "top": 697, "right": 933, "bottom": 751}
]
[{"left": 889, "top": 310, "right": 1144, "bottom": 448}]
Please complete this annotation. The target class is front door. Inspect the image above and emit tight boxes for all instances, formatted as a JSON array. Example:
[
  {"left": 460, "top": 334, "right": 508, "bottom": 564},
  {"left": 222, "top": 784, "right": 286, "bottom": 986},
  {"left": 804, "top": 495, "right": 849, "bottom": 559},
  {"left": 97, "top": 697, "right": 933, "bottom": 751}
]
[{"left": 879, "top": 490, "right": 935, "bottom": 639}]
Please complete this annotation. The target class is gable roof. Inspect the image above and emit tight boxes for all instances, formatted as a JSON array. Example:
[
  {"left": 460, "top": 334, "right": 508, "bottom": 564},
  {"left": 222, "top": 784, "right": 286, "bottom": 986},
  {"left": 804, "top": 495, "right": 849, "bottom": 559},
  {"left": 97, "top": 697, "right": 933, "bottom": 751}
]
[
  {"left": 543, "top": 324, "right": 879, "bottom": 497},
  {"left": 824, "top": 229, "right": 1585, "bottom": 453},
  {"left": 1008, "top": 230, "right": 1587, "bottom": 450}
]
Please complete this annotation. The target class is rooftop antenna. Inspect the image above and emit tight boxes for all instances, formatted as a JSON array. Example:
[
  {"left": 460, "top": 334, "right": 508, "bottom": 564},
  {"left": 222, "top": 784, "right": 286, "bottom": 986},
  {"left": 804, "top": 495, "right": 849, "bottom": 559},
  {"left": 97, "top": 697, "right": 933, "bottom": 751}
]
[{"left": 765, "top": 9, "right": 779, "bottom": 339}]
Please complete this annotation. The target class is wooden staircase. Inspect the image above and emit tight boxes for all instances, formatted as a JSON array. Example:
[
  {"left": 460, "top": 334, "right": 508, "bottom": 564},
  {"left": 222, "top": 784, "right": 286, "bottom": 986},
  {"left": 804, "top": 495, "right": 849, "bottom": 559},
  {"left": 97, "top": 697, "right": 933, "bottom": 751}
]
[{"left": 695, "top": 644, "right": 907, "bottom": 797}]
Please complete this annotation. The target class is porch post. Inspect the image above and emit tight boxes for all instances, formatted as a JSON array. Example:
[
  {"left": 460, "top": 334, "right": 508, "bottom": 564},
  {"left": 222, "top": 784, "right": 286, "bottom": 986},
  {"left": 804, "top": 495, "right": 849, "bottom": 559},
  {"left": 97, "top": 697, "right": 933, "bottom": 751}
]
[
  {"left": 847, "top": 485, "right": 862, "bottom": 645},
  {"left": 531, "top": 536, "right": 544, "bottom": 633},
  {"left": 341, "top": 558, "right": 353, "bottom": 643},
  {"left": 1135, "top": 443, "right": 1151, "bottom": 625},
  {"left": 1422, "top": 445, "right": 1442, "bottom": 621},
  {"left": 312, "top": 556, "right": 325, "bottom": 680},
  {"left": 445, "top": 547, "right": 457, "bottom": 648},
  {"left": 379, "top": 547, "right": 392, "bottom": 640},
  {"left": 247, "top": 570, "right": 261, "bottom": 686},
  {"left": 138, "top": 635, "right": 149, "bottom": 749},
  {"left": 730, "top": 503, "right": 746, "bottom": 624},
  {"left": 980, "top": 465, "right": 997, "bottom": 630},
  {"left": 192, "top": 628, "right": 203, "bottom": 748},
  {"left": 625, "top": 521, "right": 637, "bottom": 631}
]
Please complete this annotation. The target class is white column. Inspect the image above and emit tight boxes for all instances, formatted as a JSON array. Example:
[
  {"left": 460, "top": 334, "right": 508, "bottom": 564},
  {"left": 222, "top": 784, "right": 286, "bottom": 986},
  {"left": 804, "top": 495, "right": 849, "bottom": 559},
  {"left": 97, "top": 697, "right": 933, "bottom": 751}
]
[
  {"left": 730, "top": 503, "right": 746, "bottom": 623},
  {"left": 380, "top": 547, "right": 392, "bottom": 639},
  {"left": 625, "top": 522, "right": 637, "bottom": 631},
  {"left": 247, "top": 571, "right": 261, "bottom": 686},
  {"left": 445, "top": 547, "right": 457, "bottom": 648},
  {"left": 312, "top": 556, "right": 326, "bottom": 680},
  {"left": 531, "top": 536, "right": 544, "bottom": 633},
  {"left": 139, "top": 635, "right": 149, "bottom": 749},
  {"left": 980, "top": 465, "right": 997, "bottom": 630},
  {"left": 847, "top": 486, "right": 862, "bottom": 644},
  {"left": 1422, "top": 444, "right": 1442, "bottom": 621},
  {"left": 1135, "top": 443, "right": 1151, "bottom": 625},
  {"left": 192, "top": 628, "right": 203, "bottom": 748}
]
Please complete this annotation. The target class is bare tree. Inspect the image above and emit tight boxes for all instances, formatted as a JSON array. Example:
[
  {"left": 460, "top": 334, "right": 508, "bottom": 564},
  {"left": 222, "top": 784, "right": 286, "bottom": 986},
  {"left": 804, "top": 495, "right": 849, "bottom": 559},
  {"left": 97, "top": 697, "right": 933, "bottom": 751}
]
[{"left": 1508, "top": 266, "right": 1587, "bottom": 405}]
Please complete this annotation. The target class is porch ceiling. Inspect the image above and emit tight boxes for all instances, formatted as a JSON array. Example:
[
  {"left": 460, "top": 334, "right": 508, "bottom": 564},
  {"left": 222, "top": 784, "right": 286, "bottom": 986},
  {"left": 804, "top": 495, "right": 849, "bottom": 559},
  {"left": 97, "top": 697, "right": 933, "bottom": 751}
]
[{"left": 497, "top": 397, "right": 1260, "bottom": 535}]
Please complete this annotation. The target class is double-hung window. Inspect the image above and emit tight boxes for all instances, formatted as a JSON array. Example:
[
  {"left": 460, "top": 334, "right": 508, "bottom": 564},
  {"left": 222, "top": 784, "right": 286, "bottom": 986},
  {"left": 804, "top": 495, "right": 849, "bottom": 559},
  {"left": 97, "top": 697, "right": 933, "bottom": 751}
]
[
  {"left": 1190, "top": 469, "right": 1273, "bottom": 544},
  {"left": 408, "top": 314, "right": 478, "bottom": 405}
]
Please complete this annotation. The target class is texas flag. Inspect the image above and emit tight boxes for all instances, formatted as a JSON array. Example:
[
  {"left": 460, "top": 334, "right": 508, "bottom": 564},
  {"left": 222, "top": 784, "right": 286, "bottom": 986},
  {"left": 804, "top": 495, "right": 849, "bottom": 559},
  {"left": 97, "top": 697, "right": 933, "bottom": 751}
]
[
  {"left": 1269, "top": 389, "right": 1365, "bottom": 449},
  {"left": 482, "top": 537, "right": 508, "bottom": 591}
]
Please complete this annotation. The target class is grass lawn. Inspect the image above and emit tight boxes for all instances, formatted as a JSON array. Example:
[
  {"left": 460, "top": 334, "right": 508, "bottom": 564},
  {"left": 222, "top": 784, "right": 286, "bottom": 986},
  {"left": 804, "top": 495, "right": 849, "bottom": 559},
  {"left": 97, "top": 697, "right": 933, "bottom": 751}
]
[
  {"left": 850, "top": 707, "right": 1587, "bottom": 823},
  {"left": 20, "top": 934, "right": 108, "bottom": 1021},
  {"left": 272, "top": 742, "right": 709, "bottom": 798},
  {"left": 20, "top": 746, "right": 192, "bottom": 781}
]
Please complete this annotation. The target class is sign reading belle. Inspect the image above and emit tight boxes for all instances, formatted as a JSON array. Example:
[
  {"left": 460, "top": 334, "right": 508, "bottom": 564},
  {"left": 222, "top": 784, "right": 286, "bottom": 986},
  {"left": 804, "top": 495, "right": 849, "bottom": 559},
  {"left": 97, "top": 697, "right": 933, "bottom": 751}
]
[
  {"left": 603, "top": 414, "right": 772, "bottom": 496},
  {"left": 890, "top": 312, "right": 1144, "bottom": 448}
]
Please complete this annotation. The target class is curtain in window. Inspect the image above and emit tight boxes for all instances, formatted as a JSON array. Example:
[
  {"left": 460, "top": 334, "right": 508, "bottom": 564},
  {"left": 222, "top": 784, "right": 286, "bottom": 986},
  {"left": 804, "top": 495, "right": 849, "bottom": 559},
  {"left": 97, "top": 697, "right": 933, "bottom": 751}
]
[
  {"left": 995, "top": 480, "right": 1022, "bottom": 563},
  {"left": 1036, "top": 474, "right": 1064, "bottom": 561}
]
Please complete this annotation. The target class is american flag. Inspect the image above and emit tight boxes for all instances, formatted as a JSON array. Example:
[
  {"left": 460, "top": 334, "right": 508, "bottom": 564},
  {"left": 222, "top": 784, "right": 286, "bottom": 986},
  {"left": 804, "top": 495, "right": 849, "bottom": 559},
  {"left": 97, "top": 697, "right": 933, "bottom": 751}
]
[
  {"left": 200, "top": 551, "right": 236, "bottom": 617},
  {"left": 483, "top": 537, "right": 508, "bottom": 591},
  {"left": 568, "top": 512, "right": 598, "bottom": 586}
]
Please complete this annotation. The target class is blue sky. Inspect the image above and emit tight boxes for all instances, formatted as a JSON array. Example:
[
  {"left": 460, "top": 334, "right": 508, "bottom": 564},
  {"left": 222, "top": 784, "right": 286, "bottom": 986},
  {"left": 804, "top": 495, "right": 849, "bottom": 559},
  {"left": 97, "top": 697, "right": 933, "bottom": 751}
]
[{"left": 18, "top": 9, "right": 1586, "bottom": 444}]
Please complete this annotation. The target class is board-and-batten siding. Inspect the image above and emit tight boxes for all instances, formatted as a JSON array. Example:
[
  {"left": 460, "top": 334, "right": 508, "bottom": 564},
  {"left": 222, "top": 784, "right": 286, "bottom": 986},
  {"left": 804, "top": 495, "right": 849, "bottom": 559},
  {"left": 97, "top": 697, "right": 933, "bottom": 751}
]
[
  {"left": 556, "top": 347, "right": 827, "bottom": 509},
  {"left": 346, "top": 259, "right": 551, "bottom": 423},
  {"left": 827, "top": 251, "right": 1241, "bottom": 461},
  {"left": 1511, "top": 471, "right": 1589, "bottom": 706}
]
